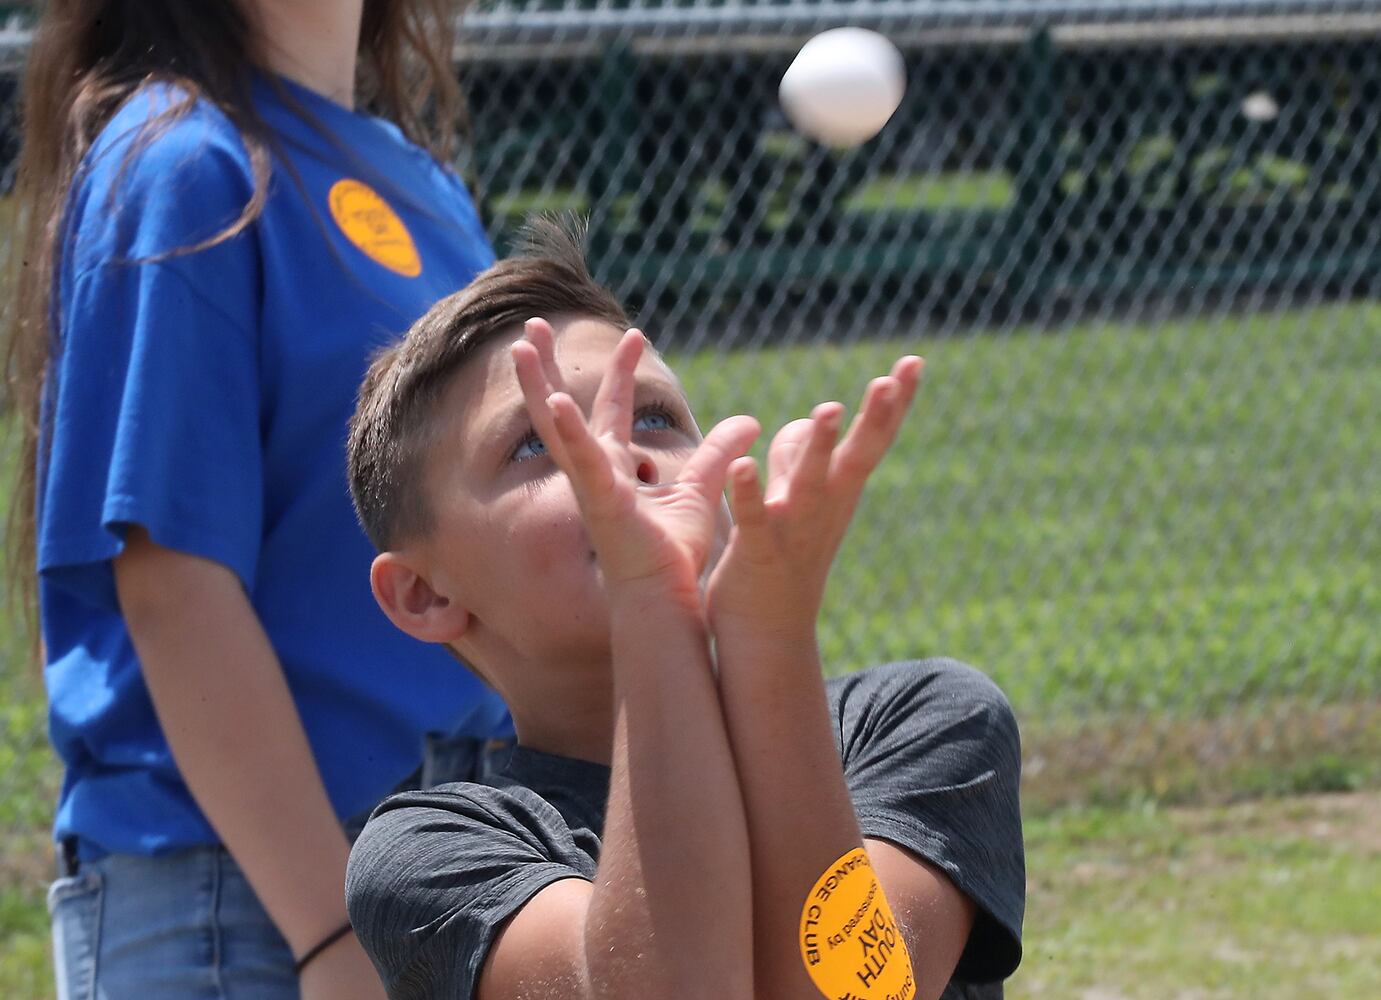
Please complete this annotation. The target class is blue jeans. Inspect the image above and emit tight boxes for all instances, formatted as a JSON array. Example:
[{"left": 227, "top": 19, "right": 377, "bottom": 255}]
[
  {"left": 49, "top": 736, "right": 514, "bottom": 1000},
  {"left": 48, "top": 848, "right": 298, "bottom": 1000}
]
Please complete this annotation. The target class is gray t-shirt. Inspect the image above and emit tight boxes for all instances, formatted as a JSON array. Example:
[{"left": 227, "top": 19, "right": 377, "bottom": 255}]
[{"left": 347, "top": 659, "right": 1025, "bottom": 1000}]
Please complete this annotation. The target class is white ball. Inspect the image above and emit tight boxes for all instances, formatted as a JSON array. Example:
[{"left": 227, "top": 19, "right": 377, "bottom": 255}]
[{"left": 779, "top": 28, "right": 906, "bottom": 148}]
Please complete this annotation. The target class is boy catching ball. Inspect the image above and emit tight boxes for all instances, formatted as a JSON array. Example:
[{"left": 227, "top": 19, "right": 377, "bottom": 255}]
[{"left": 344, "top": 222, "right": 1024, "bottom": 1000}]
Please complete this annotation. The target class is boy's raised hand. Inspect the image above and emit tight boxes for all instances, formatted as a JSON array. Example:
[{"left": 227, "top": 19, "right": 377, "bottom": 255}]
[
  {"left": 707, "top": 356, "right": 924, "bottom": 638},
  {"left": 512, "top": 318, "right": 760, "bottom": 601}
]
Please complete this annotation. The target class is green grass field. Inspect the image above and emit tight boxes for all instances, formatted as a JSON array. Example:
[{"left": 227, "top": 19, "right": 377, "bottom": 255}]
[
  {"left": 2, "top": 298, "right": 1378, "bottom": 995},
  {"left": 675, "top": 300, "right": 1381, "bottom": 800},
  {"left": 674, "top": 301, "right": 1380, "bottom": 717},
  {"left": 1013, "top": 791, "right": 1381, "bottom": 998}
]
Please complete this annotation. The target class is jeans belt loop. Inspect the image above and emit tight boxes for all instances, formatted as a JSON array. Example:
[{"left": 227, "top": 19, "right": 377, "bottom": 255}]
[{"left": 60, "top": 836, "right": 81, "bottom": 877}]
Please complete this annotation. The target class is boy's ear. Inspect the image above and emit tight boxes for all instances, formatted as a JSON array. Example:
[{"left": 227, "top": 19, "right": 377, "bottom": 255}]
[{"left": 370, "top": 551, "right": 471, "bottom": 645}]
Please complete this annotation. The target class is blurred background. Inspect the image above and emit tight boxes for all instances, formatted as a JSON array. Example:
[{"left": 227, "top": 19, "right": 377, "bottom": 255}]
[{"left": 2, "top": 1, "right": 1378, "bottom": 995}]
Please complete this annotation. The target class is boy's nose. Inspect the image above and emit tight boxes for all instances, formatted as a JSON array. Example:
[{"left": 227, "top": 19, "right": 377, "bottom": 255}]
[{"left": 630, "top": 446, "right": 660, "bottom": 486}]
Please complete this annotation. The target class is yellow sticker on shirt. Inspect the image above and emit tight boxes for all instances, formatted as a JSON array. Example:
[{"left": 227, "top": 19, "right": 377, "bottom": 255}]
[
  {"left": 800, "top": 848, "right": 917, "bottom": 1000},
  {"left": 328, "top": 179, "right": 422, "bottom": 277}
]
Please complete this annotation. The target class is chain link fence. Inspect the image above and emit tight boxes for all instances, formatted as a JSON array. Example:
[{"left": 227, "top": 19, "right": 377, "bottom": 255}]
[
  {"left": 450, "top": 0, "right": 1381, "bottom": 806},
  {"left": 3, "top": 0, "right": 1380, "bottom": 938}
]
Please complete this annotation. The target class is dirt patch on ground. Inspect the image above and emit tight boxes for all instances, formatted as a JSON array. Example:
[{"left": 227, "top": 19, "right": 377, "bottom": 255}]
[
  {"left": 1029, "top": 788, "right": 1381, "bottom": 896},
  {"left": 1169, "top": 789, "right": 1381, "bottom": 855},
  {"left": 1022, "top": 699, "right": 1381, "bottom": 811}
]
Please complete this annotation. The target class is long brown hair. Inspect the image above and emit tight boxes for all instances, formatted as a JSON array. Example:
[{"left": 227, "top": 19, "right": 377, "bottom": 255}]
[{"left": 2, "top": 0, "right": 467, "bottom": 638}]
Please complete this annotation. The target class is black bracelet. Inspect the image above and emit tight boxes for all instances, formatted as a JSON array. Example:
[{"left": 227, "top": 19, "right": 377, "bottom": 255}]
[{"left": 294, "top": 921, "right": 354, "bottom": 975}]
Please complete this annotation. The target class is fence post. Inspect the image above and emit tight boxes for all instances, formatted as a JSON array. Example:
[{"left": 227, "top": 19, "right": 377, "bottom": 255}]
[
  {"left": 587, "top": 41, "right": 643, "bottom": 259},
  {"left": 1010, "top": 27, "right": 1062, "bottom": 303}
]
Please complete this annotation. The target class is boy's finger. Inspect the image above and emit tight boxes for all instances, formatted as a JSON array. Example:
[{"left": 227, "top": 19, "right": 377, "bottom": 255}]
[
  {"left": 524, "top": 317, "right": 565, "bottom": 392},
  {"left": 891, "top": 354, "right": 925, "bottom": 405},
  {"left": 764, "top": 418, "right": 814, "bottom": 504},
  {"left": 883, "top": 355, "right": 924, "bottom": 425},
  {"left": 787, "top": 402, "right": 844, "bottom": 501},
  {"left": 834, "top": 358, "right": 924, "bottom": 482},
  {"left": 590, "top": 329, "right": 645, "bottom": 443},
  {"left": 547, "top": 392, "right": 617, "bottom": 511},
  {"left": 512, "top": 340, "right": 567, "bottom": 466},
  {"left": 679, "top": 415, "right": 761, "bottom": 505},
  {"left": 727, "top": 456, "right": 768, "bottom": 532},
  {"left": 832, "top": 377, "right": 901, "bottom": 482},
  {"left": 512, "top": 337, "right": 553, "bottom": 398}
]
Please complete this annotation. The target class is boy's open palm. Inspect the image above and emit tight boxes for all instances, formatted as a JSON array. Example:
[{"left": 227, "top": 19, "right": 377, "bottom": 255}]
[
  {"left": 512, "top": 319, "right": 759, "bottom": 599},
  {"left": 707, "top": 356, "right": 923, "bottom": 638}
]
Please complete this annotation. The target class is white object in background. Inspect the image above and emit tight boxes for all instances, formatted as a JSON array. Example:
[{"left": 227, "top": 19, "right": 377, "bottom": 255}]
[
  {"left": 779, "top": 27, "right": 907, "bottom": 148},
  {"left": 1241, "top": 91, "right": 1280, "bottom": 123}
]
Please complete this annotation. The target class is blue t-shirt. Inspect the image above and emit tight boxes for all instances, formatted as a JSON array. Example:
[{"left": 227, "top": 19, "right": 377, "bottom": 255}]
[{"left": 38, "top": 77, "right": 512, "bottom": 859}]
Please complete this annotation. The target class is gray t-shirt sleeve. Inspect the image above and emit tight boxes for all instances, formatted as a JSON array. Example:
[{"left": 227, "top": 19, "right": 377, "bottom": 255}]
[
  {"left": 831, "top": 659, "right": 1026, "bottom": 986},
  {"left": 345, "top": 785, "right": 593, "bottom": 1000}
]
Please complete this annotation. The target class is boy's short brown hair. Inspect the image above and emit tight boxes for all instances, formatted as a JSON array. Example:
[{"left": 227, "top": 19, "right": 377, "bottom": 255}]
[{"left": 347, "top": 217, "right": 631, "bottom": 550}]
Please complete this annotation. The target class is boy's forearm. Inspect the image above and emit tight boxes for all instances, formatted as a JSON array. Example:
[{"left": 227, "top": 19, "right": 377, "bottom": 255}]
[
  {"left": 713, "top": 623, "right": 871, "bottom": 998},
  {"left": 585, "top": 584, "right": 754, "bottom": 1000}
]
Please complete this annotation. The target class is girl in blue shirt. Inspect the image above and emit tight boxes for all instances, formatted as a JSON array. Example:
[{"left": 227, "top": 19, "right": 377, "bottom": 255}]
[{"left": 6, "top": 2, "right": 510, "bottom": 997}]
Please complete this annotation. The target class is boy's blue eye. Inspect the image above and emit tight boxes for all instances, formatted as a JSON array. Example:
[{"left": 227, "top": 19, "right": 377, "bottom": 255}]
[
  {"left": 511, "top": 405, "right": 678, "bottom": 465},
  {"left": 511, "top": 432, "right": 548, "bottom": 463},
  {"left": 633, "top": 408, "right": 676, "bottom": 432}
]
